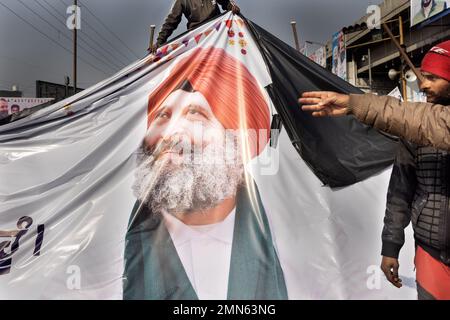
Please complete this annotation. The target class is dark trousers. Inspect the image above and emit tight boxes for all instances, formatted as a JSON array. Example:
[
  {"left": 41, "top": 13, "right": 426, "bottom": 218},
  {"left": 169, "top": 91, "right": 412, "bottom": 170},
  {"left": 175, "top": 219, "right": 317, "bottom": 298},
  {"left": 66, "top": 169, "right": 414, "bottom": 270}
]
[{"left": 417, "top": 282, "right": 436, "bottom": 300}]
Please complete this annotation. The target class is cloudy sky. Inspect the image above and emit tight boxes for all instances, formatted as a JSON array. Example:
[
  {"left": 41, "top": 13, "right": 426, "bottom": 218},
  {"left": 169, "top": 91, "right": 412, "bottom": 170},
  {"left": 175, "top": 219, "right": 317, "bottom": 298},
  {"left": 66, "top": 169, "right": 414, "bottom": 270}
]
[{"left": 0, "top": 0, "right": 378, "bottom": 96}]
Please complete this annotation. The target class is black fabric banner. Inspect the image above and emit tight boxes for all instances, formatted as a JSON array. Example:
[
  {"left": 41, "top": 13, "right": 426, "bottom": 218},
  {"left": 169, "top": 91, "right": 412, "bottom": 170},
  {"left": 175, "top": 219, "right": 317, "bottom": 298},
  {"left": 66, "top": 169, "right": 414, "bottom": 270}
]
[{"left": 246, "top": 19, "right": 398, "bottom": 188}]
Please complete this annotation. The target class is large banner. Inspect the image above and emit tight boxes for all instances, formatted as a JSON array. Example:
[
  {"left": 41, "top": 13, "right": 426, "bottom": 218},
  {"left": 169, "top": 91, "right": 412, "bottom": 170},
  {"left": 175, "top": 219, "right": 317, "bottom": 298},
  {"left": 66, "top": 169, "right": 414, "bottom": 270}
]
[
  {"left": 0, "top": 13, "right": 416, "bottom": 300},
  {"left": 411, "top": 0, "right": 450, "bottom": 27},
  {"left": 302, "top": 45, "right": 327, "bottom": 68},
  {"left": 310, "top": 46, "right": 326, "bottom": 68},
  {"left": 332, "top": 31, "right": 347, "bottom": 80},
  {"left": 0, "top": 97, "right": 54, "bottom": 118}
]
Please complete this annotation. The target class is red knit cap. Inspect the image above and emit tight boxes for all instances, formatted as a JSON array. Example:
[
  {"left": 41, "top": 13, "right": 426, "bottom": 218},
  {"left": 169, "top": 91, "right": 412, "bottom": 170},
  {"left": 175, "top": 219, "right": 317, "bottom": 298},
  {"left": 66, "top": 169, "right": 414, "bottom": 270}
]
[{"left": 421, "top": 40, "right": 450, "bottom": 82}]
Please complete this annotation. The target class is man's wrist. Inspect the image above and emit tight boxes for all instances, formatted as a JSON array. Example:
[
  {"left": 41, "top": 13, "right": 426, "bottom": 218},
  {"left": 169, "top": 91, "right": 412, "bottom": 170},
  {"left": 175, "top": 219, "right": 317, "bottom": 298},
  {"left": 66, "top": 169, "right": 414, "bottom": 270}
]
[
  {"left": 347, "top": 94, "right": 367, "bottom": 116},
  {"left": 381, "top": 241, "right": 402, "bottom": 259}
]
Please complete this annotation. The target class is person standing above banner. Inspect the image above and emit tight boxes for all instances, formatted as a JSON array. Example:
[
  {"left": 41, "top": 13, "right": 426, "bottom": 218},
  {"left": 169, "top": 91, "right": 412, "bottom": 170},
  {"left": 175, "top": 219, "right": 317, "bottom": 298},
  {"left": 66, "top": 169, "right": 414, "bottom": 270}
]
[
  {"left": 299, "top": 40, "right": 450, "bottom": 151},
  {"left": 151, "top": 0, "right": 240, "bottom": 52},
  {"left": 301, "top": 40, "right": 450, "bottom": 300}
]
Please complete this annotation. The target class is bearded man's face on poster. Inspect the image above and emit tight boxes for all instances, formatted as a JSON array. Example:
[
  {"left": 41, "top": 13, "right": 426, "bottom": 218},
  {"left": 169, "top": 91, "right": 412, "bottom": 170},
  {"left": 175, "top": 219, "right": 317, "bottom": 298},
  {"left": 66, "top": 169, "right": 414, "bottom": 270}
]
[
  {"left": 132, "top": 47, "right": 270, "bottom": 219},
  {"left": 132, "top": 87, "right": 244, "bottom": 217}
]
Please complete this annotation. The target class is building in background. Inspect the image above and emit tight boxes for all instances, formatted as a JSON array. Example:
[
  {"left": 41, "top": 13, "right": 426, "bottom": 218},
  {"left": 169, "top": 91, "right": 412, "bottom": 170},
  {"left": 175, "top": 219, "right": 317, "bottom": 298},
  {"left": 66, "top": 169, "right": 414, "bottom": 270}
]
[
  {"left": 1, "top": 79, "right": 85, "bottom": 118},
  {"left": 36, "top": 80, "right": 84, "bottom": 103},
  {"left": 325, "top": 0, "right": 450, "bottom": 99},
  {"left": 301, "top": 42, "right": 327, "bottom": 68},
  {"left": 0, "top": 89, "right": 22, "bottom": 98},
  {"left": 332, "top": 31, "right": 347, "bottom": 80}
]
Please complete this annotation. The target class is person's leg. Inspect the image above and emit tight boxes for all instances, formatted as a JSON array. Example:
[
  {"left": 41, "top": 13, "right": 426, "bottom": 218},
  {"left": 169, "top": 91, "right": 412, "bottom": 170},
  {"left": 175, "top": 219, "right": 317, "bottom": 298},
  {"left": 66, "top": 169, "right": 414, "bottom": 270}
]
[
  {"left": 416, "top": 282, "right": 436, "bottom": 300},
  {"left": 415, "top": 246, "right": 450, "bottom": 300}
]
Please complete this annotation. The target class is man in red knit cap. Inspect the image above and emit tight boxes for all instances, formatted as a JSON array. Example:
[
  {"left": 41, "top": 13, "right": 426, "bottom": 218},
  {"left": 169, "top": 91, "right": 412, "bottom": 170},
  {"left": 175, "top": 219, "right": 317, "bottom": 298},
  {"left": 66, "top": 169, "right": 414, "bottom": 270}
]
[
  {"left": 301, "top": 40, "right": 450, "bottom": 300},
  {"left": 379, "top": 40, "right": 450, "bottom": 300},
  {"left": 420, "top": 40, "right": 450, "bottom": 104}
]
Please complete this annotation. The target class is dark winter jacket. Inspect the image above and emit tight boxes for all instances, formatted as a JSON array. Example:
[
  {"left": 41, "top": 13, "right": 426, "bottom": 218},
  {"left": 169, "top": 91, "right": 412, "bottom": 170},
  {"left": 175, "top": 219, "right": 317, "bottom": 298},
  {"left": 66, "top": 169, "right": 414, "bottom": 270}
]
[
  {"left": 157, "top": 0, "right": 232, "bottom": 46},
  {"left": 348, "top": 94, "right": 450, "bottom": 151},
  {"left": 382, "top": 139, "right": 450, "bottom": 266}
]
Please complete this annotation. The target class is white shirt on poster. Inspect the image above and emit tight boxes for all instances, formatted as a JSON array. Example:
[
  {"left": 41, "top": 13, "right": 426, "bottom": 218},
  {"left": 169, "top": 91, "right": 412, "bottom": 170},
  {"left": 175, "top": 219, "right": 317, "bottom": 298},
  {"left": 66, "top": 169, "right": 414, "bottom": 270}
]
[{"left": 162, "top": 208, "right": 236, "bottom": 300}]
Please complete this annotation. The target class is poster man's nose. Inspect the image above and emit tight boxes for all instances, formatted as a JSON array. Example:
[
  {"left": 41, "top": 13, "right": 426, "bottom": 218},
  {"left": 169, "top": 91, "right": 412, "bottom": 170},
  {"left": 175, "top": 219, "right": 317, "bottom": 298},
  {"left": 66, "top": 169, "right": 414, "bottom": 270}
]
[{"left": 162, "top": 119, "right": 190, "bottom": 141}]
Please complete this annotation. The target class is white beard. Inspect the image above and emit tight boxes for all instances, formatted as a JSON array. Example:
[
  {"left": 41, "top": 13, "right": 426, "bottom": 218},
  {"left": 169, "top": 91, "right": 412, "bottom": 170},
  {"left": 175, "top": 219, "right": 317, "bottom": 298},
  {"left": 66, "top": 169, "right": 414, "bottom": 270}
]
[{"left": 132, "top": 135, "right": 244, "bottom": 215}]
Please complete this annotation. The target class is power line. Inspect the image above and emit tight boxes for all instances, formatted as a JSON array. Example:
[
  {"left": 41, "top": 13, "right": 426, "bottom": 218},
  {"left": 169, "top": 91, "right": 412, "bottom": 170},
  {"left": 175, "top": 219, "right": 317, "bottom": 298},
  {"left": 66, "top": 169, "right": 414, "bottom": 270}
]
[
  {"left": 35, "top": 0, "right": 124, "bottom": 70},
  {"left": 0, "top": 1, "right": 108, "bottom": 76},
  {"left": 18, "top": 0, "right": 117, "bottom": 72},
  {"left": 0, "top": 55, "right": 69, "bottom": 80},
  {"left": 37, "top": 0, "right": 126, "bottom": 69},
  {"left": 53, "top": 0, "right": 134, "bottom": 66},
  {"left": 73, "top": 0, "right": 141, "bottom": 59},
  {"left": 38, "top": 0, "right": 129, "bottom": 68},
  {"left": 78, "top": 10, "right": 135, "bottom": 66},
  {"left": 16, "top": 0, "right": 122, "bottom": 72}
]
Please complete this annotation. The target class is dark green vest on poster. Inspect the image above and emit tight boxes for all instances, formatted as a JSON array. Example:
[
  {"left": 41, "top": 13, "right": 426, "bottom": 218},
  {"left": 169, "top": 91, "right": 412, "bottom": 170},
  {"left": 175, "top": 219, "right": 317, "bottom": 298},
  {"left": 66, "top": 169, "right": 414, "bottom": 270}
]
[{"left": 123, "top": 182, "right": 288, "bottom": 300}]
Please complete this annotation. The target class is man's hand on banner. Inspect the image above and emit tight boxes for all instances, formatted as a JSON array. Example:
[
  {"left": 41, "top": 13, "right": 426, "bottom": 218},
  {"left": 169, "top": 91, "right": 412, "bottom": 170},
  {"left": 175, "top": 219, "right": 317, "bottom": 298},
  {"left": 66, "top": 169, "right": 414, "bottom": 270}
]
[
  {"left": 228, "top": 3, "right": 240, "bottom": 14},
  {"left": 381, "top": 256, "right": 403, "bottom": 288},
  {"left": 299, "top": 91, "right": 350, "bottom": 117}
]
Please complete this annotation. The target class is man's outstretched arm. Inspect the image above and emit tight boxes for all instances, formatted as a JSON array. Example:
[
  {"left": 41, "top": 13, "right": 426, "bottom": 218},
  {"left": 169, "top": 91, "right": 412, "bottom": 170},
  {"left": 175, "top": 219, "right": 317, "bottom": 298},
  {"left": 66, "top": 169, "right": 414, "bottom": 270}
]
[
  {"left": 299, "top": 91, "right": 450, "bottom": 151},
  {"left": 156, "top": 0, "right": 183, "bottom": 48}
]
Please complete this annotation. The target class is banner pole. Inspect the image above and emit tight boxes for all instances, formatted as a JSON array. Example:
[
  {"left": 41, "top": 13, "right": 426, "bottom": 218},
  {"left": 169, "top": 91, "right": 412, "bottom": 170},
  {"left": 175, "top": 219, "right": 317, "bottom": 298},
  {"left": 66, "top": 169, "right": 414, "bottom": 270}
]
[
  {"left": 382, "top": 21, "right": 424, "bottom": 84},
  {"left": 149, "top": 25, "right": 156, "bottom": 51},
  {"left": 291, "top": 21, "right": 300, "bottom": 51},
  {"left": 73, "top": 0, "right": 78, "bottom": 95}
]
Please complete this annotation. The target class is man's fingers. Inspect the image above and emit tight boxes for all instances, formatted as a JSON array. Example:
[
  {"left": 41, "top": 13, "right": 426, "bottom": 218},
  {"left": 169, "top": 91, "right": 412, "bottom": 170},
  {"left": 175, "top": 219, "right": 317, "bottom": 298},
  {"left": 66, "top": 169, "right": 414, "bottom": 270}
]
[
  {"left": 299, "top": 97, "right": 322, "bottom": 105},
  {"left": 302, "top": 104, "right": 324, "bottom": 112},
  {"left": 301, "top": 91, "right": 334, "bottom": 99},
  {"left": 392, "top": 262, "right": 399, "bottom": 276},
  {"left": 392, "top": 264, "right": 401, "bottom": 285},
  {"left": 381, "top": 265, "right": 394, "bottom": 280},
  {"left": 390, "top": 268, "right": 402, "bottom": 288},
  {"left": 306, "top": 107, "right": 345, "bottom": 117},
  {"left": 312, "top": 111, "right": 328, "bottom": 117},
  {"left": 383, "top": 269, "right": 397, "bottom": 286},
  {"left": 381, "top": 264, "right": 402, "bottom": 288},
  {"left": 300, "top": 94, "right": 339, "bottom": 108},
  {"left": 320, "top": 97, "right": 338, "bottom": 107},
  {"left": 392, "top": 277, "right": 402, "bottom": 288},
  {"left": 301, "top": 92, "right": 325, "bottom": 99}
]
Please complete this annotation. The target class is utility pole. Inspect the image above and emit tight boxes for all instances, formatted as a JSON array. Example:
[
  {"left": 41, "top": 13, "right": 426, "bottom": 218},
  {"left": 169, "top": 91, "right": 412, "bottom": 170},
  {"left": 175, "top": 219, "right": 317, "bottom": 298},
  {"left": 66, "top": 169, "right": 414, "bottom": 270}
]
[
  {"left": 73, "top": 0, "right": 78, "bottom": 95},
  {"left": 398, "top": 15, "right": 407, "bottom": 101},
  {"left": 382, "top": 17, "right": 425, "bottom": 101},
  {"left": 290, "top": 21, "right": 300, "bottom": 52},
  {"left": 149, "top": 25, "right": 156, "bottom": 52},
  {"left": 65, "top": 76, "right": 70, "bottom": 98},
  {"left": 368, "top": 48, "right": 372, "bottom": 92},
  {"left": 382, "top": 22, "right": 422, "bottom": 81}
]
